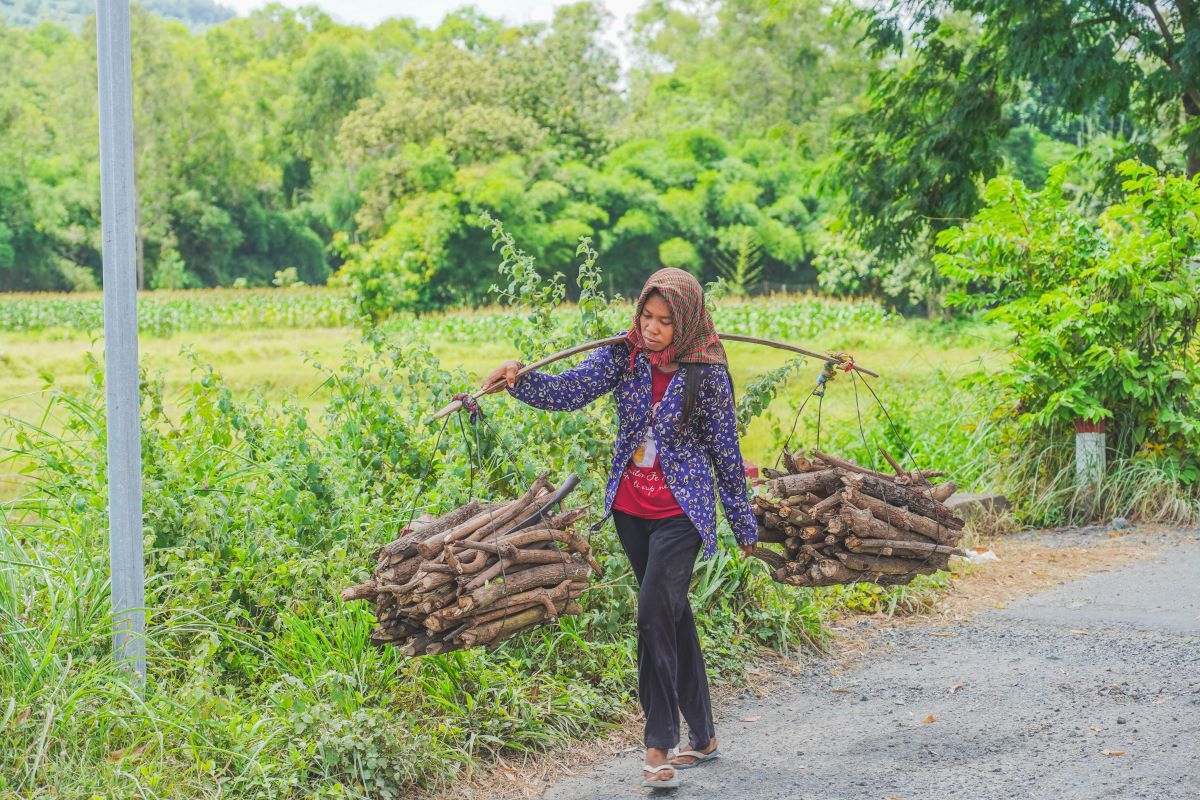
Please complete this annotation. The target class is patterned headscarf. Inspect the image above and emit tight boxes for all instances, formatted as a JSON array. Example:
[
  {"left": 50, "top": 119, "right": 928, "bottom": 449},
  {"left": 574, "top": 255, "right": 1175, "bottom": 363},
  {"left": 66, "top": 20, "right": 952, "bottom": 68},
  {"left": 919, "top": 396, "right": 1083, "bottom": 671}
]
[{"left": 625, "top": 267, "right": 727, "bottom": 372}]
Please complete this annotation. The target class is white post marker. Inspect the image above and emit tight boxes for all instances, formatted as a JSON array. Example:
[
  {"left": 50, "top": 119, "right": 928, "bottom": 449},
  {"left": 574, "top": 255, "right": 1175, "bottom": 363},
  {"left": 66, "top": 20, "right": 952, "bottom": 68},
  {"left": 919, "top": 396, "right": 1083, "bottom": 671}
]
[
  {"left": 96, "top": 0, "right": 145, "bottom": 689},
  {"left": 1075, "top": 419, "right": 1106, "bottom": 488}
]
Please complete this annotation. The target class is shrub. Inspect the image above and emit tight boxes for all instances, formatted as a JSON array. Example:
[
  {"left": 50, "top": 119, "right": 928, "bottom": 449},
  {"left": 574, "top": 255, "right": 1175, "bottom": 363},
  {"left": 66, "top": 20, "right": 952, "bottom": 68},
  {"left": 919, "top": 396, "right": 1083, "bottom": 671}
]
[{"left": 937, "top": 160, "right": 1200, "bottom": 520}]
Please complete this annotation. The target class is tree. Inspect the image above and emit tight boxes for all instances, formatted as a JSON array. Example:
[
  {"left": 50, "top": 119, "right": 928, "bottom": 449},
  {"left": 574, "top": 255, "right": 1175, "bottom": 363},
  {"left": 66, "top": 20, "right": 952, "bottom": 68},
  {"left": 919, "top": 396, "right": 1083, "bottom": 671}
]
[
  {"left": 629, "top": 0, "right": 872, "bottom": 147},
  {"left": 938, "top": 161, "right": 1200, "bottom": 484},
  {"left": 839, "top": 1, "right": 1200, "bottom": 264}
]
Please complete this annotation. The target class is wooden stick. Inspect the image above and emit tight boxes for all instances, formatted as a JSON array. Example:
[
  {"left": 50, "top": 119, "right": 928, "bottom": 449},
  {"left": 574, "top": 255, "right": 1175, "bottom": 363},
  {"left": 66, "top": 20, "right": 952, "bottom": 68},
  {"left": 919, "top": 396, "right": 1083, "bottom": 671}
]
[
  {"left": 835, "top": 551, "right": 941, "bottom": 575},
  {"left": 378, "top": 500, "right": 489, "bottom": 560},
  {"left": 340, "top": 582, "right": 376, "bottom": 602},
  {"left": 765, "top": 468, "right": 843, "bottom": 500},
  {"left": 459, "top": 601, "right": 583, "bottom": 649},
  {"left": 717, "top": 334, "right": 879, "bottom": 377},
  {"left": 811, "top": 449, "right": 898, "bottom": 483},
  {"left": 749, "top": 547, "right": 787, "bottom": 571},
  {"left": 877, "top": 447, "right": 906, "bottom": 478},
  {"left": 807, "top": 491, "right": 844, "bottom": 521},
  {"left": 841, "top": 473, "right": 964, "bottom": 530},
  {"left": 845, "top": 536, "right": 966, "bottom": 558},
  {"left": 461, "top": 561, "right": 592, "bottom": 613},
  {"left": 417, "top": 474, "right": 551, "bottom": 557},
  {"left": 841, "top": 488, "right": 959, "bottom": 544},
  {"left": 931, "top": 481, "right": 957, "bottom": 502},
  {"left": 506, "top": 474, "right": 581, "bottom": 533}
]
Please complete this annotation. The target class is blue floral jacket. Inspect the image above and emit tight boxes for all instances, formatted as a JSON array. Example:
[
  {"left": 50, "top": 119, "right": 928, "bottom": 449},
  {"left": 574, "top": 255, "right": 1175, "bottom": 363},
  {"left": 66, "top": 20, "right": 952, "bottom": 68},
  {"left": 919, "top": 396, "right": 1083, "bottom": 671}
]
[{"left": 508, "top": 341, "right": 758, "bottom": 559}]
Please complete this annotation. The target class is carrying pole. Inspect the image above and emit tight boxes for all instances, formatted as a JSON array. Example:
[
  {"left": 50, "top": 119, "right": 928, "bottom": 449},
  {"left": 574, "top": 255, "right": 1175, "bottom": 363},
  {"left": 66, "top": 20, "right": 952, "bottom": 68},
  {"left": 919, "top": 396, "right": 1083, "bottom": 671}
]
[{"left": 96, "top": 0, "right": 145, "bottom": 690}]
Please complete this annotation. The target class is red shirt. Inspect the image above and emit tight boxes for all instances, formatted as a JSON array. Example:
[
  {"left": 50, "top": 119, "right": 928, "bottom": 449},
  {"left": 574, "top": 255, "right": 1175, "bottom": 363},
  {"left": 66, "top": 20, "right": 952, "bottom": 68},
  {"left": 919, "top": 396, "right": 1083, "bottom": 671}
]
[{"left": 612, "top": 365, "right": 684, "bottom": 519}]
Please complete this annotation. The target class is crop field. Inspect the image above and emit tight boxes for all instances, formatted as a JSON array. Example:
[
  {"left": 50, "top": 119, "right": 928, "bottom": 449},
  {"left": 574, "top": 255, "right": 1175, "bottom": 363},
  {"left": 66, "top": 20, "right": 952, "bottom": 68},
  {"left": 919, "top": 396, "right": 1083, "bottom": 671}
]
[{"left": 0, "top": 288, "right": 1003, "bottom": 493}]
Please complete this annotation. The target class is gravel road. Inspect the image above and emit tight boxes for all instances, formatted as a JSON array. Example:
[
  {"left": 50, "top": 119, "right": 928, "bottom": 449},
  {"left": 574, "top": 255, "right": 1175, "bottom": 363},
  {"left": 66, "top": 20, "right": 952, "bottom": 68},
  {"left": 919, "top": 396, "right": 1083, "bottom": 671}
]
[{"left": 541, "top": 529, "right": 1200, "bottom": 800}]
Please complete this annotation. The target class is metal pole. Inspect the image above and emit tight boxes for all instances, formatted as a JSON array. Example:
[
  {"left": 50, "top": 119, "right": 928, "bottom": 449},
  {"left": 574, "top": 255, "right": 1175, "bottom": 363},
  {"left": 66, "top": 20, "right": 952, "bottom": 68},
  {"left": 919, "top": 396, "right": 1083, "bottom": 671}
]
[{"left": 96, "top": 0, "right": 145, "bottom": 689}]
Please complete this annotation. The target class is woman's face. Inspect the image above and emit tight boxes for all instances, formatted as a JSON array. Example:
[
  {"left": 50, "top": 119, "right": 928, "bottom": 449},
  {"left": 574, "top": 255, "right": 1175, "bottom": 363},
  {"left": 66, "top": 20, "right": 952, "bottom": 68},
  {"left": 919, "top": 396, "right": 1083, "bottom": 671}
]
[{"left": 639, "top": 292, "right": 675, "bottom": 352}]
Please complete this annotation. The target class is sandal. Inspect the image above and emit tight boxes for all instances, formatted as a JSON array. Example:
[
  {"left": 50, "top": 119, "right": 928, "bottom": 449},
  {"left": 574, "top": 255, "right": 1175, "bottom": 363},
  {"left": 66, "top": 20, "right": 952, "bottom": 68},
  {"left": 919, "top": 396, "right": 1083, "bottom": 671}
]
[
  {"left": 669, "top": 744, "right": 720, "bottom": 768},
  {"left": 641, "top": 762, "right": 681, "bottom": 790}
]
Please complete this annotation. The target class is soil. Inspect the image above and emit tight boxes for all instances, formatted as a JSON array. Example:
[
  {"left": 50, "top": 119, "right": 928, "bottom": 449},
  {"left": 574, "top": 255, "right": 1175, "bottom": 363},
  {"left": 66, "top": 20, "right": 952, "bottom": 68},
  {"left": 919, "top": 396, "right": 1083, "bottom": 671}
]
[{"left": 424, "top": 523, "right": 1200, "bottom": 800}]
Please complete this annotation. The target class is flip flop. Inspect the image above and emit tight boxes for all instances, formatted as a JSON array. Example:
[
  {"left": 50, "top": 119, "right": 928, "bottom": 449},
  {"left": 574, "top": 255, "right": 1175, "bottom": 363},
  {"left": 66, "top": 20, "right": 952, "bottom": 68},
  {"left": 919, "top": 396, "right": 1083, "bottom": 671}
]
[
  {"left": 669, "top": 746, "right": 720, "bottom": 769},
  {"left": 641, "top": 763, "right": 681, "bottom": 790}
]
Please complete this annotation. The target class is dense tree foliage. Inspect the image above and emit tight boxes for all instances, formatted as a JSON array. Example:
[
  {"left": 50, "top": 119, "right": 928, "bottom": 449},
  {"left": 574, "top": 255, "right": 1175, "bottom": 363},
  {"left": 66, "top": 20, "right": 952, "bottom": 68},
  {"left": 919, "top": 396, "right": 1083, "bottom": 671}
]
[
  {"left": 0, "top": 0, "right": 1182, "bottom": 310},
  {"left": 837, "top": 1, "right": 1200, "bottom": 279}
]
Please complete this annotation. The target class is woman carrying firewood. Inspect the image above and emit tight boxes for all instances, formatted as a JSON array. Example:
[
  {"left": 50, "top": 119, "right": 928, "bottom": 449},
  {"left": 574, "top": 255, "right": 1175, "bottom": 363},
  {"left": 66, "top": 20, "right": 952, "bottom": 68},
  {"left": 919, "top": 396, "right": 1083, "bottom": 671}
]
[{"left": 483, "top": 267, "right": 758, "bottom": 791}]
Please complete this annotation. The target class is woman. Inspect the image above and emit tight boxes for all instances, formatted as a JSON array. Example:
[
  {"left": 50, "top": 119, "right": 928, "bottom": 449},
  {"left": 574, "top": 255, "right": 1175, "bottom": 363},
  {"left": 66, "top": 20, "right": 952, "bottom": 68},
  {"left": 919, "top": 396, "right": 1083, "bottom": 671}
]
[{"left": 483, "top": 268, "right": 758, "bottom": 790}]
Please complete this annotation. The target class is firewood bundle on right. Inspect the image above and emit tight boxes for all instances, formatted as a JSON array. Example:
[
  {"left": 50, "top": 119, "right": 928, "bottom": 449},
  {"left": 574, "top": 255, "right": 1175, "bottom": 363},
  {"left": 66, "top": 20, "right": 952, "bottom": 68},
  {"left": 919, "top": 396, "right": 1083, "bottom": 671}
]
[{"left": 750, "top": 449, "right": 967, "bottom": 587}]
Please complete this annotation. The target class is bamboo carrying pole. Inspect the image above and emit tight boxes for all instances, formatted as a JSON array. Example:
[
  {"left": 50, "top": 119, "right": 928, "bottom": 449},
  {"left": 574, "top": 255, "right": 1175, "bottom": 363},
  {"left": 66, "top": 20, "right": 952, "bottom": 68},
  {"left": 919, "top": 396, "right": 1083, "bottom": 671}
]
[{"left": 429, "top": 334, "right": 880, "bottom": 421}]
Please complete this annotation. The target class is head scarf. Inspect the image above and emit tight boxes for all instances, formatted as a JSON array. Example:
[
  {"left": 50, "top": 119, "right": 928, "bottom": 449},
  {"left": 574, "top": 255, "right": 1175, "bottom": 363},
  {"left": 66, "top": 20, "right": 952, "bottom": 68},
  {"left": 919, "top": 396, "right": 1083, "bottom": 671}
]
[{"left": 625, "top": 267, "right": 727, "bottom": 372}]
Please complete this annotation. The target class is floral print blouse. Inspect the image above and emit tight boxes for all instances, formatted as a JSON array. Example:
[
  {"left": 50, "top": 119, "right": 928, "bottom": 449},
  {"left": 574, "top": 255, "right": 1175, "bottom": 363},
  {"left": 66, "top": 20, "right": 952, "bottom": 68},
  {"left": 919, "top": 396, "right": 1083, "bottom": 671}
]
[{"left": 508, "top": 340, "right": 758, "bottom": 559}]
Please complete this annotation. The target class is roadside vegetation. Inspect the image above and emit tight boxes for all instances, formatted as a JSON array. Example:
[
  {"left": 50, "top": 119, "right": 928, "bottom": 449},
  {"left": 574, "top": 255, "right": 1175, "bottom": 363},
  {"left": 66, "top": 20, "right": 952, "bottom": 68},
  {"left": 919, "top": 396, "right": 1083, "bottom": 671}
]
[{"left": 3, "top": 0, "right": 1199, "bottom": 796}]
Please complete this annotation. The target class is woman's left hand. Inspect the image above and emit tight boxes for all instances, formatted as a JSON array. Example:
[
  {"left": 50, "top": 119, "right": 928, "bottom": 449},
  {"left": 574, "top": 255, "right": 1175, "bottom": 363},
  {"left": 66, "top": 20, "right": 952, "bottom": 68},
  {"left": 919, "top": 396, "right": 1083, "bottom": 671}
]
[{"left": 740, "top": 543, "right": 756, "bottom": 558}]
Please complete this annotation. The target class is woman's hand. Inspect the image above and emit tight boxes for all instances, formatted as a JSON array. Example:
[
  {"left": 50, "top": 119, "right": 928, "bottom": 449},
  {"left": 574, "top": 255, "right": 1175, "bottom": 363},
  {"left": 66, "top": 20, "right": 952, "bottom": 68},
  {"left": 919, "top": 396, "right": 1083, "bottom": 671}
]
[
  {"left": 740, "top": 543, "right": 756, "bottom": 559},
  {"left": 482, "top": 359, "right": 523, "bottom": 391}
]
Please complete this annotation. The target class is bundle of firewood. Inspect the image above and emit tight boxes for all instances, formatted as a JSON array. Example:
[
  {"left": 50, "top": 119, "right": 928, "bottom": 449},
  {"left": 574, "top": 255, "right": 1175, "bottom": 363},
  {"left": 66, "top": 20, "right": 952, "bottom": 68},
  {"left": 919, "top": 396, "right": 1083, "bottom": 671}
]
[
  {"left": 340, "top": 474, "right": 600, "bottom": 656},
  {"left": 750, "top": 449, "right": 966, "bottom": 587}
]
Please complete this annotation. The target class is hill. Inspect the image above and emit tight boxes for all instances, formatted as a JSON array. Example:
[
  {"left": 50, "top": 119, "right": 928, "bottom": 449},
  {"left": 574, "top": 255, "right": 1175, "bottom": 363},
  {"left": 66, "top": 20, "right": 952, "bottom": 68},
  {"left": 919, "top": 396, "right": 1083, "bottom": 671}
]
[{"left": 0, "top": 0, "right": 236, "bottom": 32}]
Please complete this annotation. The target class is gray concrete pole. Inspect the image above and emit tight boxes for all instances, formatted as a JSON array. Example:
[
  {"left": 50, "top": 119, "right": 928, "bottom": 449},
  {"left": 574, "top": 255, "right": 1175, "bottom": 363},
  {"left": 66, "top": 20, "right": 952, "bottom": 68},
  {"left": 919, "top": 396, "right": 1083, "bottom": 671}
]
[{"left": 96, "top": 0, "right": 145, "bottom": 689}]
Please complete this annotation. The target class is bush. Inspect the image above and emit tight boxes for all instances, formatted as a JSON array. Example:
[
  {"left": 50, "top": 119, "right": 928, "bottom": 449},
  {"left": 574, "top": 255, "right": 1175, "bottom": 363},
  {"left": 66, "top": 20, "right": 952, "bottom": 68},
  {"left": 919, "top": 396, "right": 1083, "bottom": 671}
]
[{"left": 937, "top": 160, "right": 1200, "bottom": 520}]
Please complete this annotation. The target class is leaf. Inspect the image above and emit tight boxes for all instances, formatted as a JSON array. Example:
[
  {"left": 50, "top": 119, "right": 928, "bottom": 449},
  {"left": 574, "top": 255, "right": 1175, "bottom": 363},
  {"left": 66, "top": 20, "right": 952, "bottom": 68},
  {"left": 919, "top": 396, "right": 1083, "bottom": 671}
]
[
  {"left": 741, "top": 715, "right": 762, "bottom": 722},
  {"left": 922, "top": 715, "right": 936, "bottom": 724},
  {"left": 107, "top": 742, "right": 148, "bottom": 762},
  {"left": 1101, "top": 749, "right": 1126, "bottom": 757},
  {"left": 948, "top": 683, "right": 965, "bottom": 695}
]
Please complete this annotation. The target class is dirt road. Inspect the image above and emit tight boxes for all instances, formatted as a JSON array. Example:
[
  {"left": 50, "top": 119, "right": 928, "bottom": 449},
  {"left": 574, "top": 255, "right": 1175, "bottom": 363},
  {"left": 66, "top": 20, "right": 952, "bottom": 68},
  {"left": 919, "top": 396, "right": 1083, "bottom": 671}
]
[{"left": 539, "top": 527, "right": 1200, "bottom": 800}]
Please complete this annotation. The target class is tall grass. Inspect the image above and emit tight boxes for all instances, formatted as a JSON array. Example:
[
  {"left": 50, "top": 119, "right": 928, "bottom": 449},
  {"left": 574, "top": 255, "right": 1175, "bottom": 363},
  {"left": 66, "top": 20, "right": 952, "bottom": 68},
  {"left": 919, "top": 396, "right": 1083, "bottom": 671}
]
[{"left": 973, "top": 421, "right": 1200, "bottom": 527}]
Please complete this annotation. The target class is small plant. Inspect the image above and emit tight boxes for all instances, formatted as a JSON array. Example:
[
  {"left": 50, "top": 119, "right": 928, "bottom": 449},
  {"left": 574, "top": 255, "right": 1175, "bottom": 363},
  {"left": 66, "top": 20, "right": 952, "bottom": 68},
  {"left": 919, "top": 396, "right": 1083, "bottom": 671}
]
[
  {"left": 272, "top": 266, "right": 304, "bottom": 288},
  {"left": 938, "top": 160, "right": 1200, "bottom": 520},
  {"left": 714, "top": 228, "right": 763, "bottom": 297}
]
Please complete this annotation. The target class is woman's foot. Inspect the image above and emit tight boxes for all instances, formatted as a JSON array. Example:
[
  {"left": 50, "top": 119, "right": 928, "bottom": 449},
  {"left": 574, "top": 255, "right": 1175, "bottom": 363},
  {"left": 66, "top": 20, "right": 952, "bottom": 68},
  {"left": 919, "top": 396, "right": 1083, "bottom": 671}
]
[
  {"left": 642, "top": 746, "right": 679, "bottom": 787},
  {"left": 669, "top": 737, "right": 719, "bottom": 767}
]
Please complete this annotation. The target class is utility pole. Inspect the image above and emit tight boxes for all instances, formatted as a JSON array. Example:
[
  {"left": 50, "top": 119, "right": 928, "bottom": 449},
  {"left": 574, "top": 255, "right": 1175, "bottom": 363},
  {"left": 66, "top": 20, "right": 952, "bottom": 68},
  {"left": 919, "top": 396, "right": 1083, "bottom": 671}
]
[{"left": 96, "top": 0, "right": 145, "bottom": 690}]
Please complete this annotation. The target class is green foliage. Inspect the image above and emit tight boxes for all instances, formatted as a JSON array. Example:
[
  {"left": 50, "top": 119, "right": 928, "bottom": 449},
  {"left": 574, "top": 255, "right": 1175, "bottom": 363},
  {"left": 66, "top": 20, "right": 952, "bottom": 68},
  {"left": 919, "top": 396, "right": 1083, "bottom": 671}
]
[
  {"left": 938, "top": 161, "right": 1200, "bottom": 488},
  {"left": 630, "top": 0, "right": 871, "bottom": 146},
  {"left": 839, "top": 0, "right": 1200, "bottom": 296},
  {"left": 713, "top": 228, "right": 763, "bottom": 297},
  {"left": 735, "top": 357, "right": 808, "bottom": 434}
]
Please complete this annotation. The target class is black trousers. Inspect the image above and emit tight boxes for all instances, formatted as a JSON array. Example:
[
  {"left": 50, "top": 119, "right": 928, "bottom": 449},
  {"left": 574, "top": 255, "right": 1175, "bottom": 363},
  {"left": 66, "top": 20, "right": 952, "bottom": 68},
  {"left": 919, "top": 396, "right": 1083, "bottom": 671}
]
[{"left": 613, "top": 510, "right": 716, "bottom": 752}]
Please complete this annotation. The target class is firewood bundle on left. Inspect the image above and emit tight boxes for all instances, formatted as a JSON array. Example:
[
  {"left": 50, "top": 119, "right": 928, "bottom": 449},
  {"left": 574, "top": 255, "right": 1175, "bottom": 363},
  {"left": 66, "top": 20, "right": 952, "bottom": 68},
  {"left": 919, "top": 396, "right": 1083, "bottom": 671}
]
[{"left": 340, "top": 473, "right": 601, "bottom": 656}]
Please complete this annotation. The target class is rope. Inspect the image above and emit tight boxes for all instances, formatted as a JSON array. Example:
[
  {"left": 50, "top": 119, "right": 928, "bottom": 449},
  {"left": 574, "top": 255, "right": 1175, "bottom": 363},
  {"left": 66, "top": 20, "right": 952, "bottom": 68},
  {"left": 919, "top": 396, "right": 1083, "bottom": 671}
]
[
  {"left": 450, "top": 391, "right": 565, "bottom": 604},
  {"left": 815, "top": 392, "right": 824, "bottom": 452},
  {"left": 849, "top": 371, "right": 874, "bottom": 470},
  {"left": 454, "top": 410, "right": 476, "bottom": 500},
  {"left": 402, "top": 413, "right": 453, "bottom": 530},
  {"left": 451, "top": 392, "right": 485, "bottom": 423},
  {"left": 853, "top": 372, "right": 926, "bottom": 473}
]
